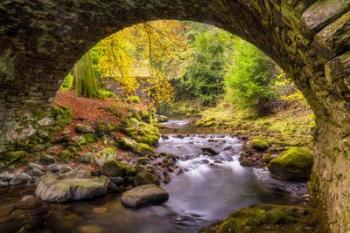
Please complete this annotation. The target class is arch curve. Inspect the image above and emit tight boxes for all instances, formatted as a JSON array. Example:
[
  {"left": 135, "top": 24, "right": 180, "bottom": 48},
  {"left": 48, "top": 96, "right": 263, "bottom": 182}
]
[{"left": 0, "top": 1, "right": 349, "bottom": 232}]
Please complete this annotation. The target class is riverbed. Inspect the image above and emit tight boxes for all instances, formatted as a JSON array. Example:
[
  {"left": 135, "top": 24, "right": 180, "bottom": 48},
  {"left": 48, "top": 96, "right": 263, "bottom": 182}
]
[{"left": 2, "top": 119, "right": 307, "bottom": 233}]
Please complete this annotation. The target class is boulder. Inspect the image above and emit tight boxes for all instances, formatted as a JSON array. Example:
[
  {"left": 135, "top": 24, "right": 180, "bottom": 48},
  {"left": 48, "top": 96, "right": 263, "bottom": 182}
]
[
  {"left": 250, "top": 138, "right": 269, "bottom": 151},
  {"left": 102, "top": 160, "right": 135, "bottom": 177},
  {"left": 268, "top": 147, "right": 313, "bottom": 181},
  {"left": 157, "top": 115, "right": 168, "bottom": 123},
  {"left": 9, "top": 172, "right": 32, "bottom": 185},
  {"left": 201, "top": 147, "right": 218, "bottom": 156},
  {"left": 121, "top": 184, "right": 169, "bottom": 208},
  {"left": 39, "top": 154, "right": 56, "bottom": 165},
  {"left": 75, "top": 124, "right": 95, "bottom": 134},
  {"left": 35, "top": 174, "right": 110, "bottom": 202}
]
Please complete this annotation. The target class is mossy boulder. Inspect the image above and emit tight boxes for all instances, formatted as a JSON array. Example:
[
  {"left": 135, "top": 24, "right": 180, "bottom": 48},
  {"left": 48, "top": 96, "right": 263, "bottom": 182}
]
[
  {"left": 75, "top": 124, "right": 94, "bottom": 134},
  {"left": 196, "top": 117, "right": 217, "bottom": 127},
  {"left": 102, "top": 160, "right": 135, "bottom": 177},
  {"left": 4, "top": 151, "right": 28, "bottom": 164},
  {"left": 262, "top": 153, "right": 273, "bottom": 163},
  {"left": 134, "top": 171, "right": 160, "bottom": 186},
  {"left": 117, "top": 137, "right": 154, "bottom": 156},
  {"left": 200, "top": 204, "right": 315, "bottom": 233},
  {"left": 121, "top": 118, "right": 160, "bottom": 146},
  {"left": 157, "top": 115, "right": 168, "bottom": 123},
  {"left": 251, "top": 138, "right": 270, "bottom": 151},
  {"left": 268, "top": 147, "right": 313, "bottom": 181},
  {"left": 51, "top": 105, "right": 72, "bottom": 129},
  {"left": 59, "top": 149, "right": 76, "bottom": 161}
]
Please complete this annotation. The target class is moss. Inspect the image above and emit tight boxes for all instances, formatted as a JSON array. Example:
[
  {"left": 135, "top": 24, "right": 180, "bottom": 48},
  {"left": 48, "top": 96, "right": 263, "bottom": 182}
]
[
  {"left": 59, "top": 149, "right": 76, "bottom": 161},
  {"left": 117, "top": 136, "right": 156, "bottom": 156},
  {"left": 94, "top": 122, "right": 117, "bottom": 136},
  {"left": 251, "top": 137, "right": 270, "bottom": 151},
  {"left": 262, "top": 153, "right": 273, "bottom": 163},
  {"left": 3, "top": 151, "right": 28, "bottom": 164},
  {"left": 134, "top": 142, "right": 155, "bottom": 156},
  {"left": 121, "top": 117, "right": 160, "bottom": 146},
  {"left": 268, "top": 147, "right": 313, "bottom": 181},
  {"left": 200, "top": 205, "right": 316, "bottom": 233},
  {"left": 51, "top": 105, "right": 72, "bottom": 129},
  {"left": 134, "top": 171, "right": 160, "bottom": 186},
  {"left": 76, "top": 134, "right": 95, "bottom": 145},
  {"left": 196, "top": 117, "right": 217, "bottom": 127},
  {"left": 102, "top": 160, "right": 135, "bottom": 177}
]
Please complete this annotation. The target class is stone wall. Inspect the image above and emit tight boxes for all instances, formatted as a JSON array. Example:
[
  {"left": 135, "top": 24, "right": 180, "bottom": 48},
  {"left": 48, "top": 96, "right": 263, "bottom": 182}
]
[{"left": 0, "top": 0, "right": 349, "bottom": 232}]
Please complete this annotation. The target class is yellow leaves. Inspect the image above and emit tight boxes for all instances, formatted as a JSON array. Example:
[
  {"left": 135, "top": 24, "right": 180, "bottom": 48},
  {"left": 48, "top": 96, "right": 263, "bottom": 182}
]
[{"left": 94, "top": 20, "right": 187, "bottom": 104}]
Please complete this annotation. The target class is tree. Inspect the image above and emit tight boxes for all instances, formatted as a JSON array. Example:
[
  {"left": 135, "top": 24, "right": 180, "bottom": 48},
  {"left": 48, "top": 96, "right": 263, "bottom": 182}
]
[
  {"left": 95, "top": 20, "right": 187, "bottom": 105},
  {"left": 72, "top": 50, "right": 100, "bottom": 98},
  {"left": 174, "top": 26, "right": 234, "bottom": 106},
  {"left": 225, "top": 39, "right": 277, "bottom": 116}
]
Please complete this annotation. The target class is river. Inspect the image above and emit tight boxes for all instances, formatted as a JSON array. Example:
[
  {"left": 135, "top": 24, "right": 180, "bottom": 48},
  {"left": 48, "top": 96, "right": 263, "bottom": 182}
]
[{"left": 12, "top": 119, "right": 307, "bottom": 233}]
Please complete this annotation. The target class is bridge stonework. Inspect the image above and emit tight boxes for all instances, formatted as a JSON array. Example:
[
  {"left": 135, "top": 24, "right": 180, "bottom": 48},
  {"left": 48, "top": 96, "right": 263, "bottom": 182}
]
[{"left": 0, "top": 0, "right": 349, "bottom": 232}]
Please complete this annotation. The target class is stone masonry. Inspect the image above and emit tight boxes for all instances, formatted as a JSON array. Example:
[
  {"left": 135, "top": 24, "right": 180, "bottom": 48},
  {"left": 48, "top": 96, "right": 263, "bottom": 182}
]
[{"left": 0, "top": 0, "right": 349, "bottom": 232}]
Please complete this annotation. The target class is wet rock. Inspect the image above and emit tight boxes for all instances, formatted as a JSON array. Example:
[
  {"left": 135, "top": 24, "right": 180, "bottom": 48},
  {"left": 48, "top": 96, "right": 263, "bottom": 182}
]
[
  {"left": 16, "top": 195, "right": 41, "bottom": 210},
  {"left": 0, "top": 171, "right": 13, "bottom": 181},
  {"left": 201, "top": 147, "right": 218, "bottom": 156},
  {"left": 161, "top": 135, "right": 169, "bottom": 140},
  {"left": 29, "top": 168, "right": 44, "bottom": 177},
  {"left": 268, "top": 147, "right": 313, "bottom": 181},
  {"left": 9, "top": 172, "right": 32, "bottom": 185},
  {"left": 110, "top": 177, "right": 124, "bottom": 185},
  {"left": 35, "top": 174, "right": 110, "bottom": 202},
  {"left": 60, "top": 167, "right": 91, "bottom": 178},
  {"left": 121, "top": 184, "right": 169, "bottom": 208},
  {"left": 47, "top": 164, "right": 59, "bottom": 173}
]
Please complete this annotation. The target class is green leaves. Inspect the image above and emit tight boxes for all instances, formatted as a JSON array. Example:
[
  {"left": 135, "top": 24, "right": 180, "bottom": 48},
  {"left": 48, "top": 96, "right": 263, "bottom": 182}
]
[{"left": 225, "top": 39, "right": 278, "bottom": 116}]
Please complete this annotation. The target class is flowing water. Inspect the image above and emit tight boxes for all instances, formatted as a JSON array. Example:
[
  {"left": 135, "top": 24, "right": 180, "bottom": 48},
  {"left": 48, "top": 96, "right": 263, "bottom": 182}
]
[{"left": 7, "top": 119, "right": 306, "bottom": 233}]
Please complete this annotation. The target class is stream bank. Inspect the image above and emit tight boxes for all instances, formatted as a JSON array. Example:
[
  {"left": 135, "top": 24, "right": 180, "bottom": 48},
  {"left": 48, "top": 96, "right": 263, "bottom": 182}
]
[{"left": 0, "top": 117, "right": 314, "bottom": 233}]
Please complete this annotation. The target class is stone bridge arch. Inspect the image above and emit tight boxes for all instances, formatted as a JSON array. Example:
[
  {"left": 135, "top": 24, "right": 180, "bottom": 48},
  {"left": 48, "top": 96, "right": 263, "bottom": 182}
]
[{"left": 0, "top": 1, "right": 349, "bottom": 232}]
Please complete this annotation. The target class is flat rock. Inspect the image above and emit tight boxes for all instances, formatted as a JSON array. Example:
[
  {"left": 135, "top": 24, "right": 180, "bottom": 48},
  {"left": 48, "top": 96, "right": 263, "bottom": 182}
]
[
  {"left": 121, "top": 184, "right": 169, "bottom": 208},
  {"left": 35, "top": 174, "right": 110, "bottom": 202}
]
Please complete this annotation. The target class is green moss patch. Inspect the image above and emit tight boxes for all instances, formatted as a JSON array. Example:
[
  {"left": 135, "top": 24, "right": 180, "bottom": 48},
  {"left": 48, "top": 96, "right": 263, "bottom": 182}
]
[
  {"left": 200, "top": 204, "right": 316, "bottom": 233},
  {"left": 102, "top": 160, "right": 135, "bottom": 177},
  {"left": 268, "top": 147, "right": 313, "bottom": 181},
  {"left": 251, "top": 138, "right": 270, "bottom": 151}
]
